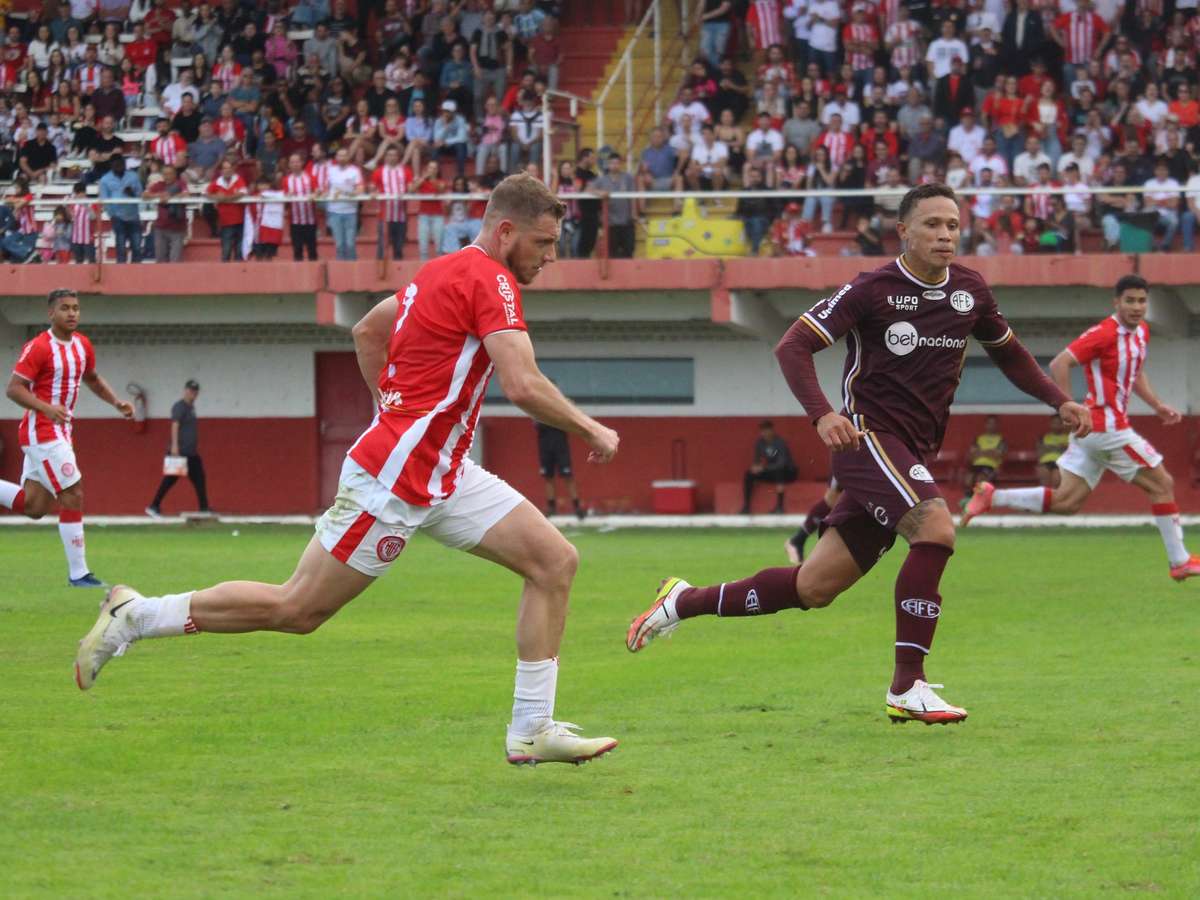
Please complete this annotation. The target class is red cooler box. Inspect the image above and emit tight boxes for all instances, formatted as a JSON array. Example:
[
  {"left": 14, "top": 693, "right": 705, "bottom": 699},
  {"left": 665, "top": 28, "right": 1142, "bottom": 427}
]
[{"left": 652, "top": 480, "right": 696, "bottom": 514}]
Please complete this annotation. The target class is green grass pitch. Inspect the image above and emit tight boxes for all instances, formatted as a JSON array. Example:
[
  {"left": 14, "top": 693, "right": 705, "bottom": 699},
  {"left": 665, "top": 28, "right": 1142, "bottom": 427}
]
[{"left": 3, "top": 525, "right": 1198, "bottom": 897}]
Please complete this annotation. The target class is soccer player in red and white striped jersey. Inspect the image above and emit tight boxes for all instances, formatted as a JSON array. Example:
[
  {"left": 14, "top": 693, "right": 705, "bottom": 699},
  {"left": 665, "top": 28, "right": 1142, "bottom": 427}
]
[
  {"left": 75, "top": 176, "right": 623, "bottom": 767},
  {"left": 284, "top": 152, "right": 319, "bottom": 260},
  {"left": 965, "top": 275, "right": 1200, "bottom": 580},
  {"left": 371, "top": 145, "right": 411, "bottom": 260},
  {"left": 0, "top": 289, "right": 134, "bottom": 586}
]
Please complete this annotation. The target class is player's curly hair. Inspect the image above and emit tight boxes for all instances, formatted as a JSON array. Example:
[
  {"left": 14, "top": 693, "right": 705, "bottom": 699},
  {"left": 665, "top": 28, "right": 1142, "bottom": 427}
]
[
  {"left": 484, "top": 173, "right": 566, "bottom": 225},
  {"left": 898, "top": 182, "right": 958, "bottom": 222}
]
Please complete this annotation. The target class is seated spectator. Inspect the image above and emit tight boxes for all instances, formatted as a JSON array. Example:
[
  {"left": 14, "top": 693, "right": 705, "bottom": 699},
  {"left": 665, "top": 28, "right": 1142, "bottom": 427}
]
[
  {"left": 969, "top": 135, "right": 1009, "bottom": 184},
  {"left": 527, "top": 16, "right": 562, "bottom": 92},
  {"left": 682, "top": 122, "right": 728, "bottom": 191},
  {"left": 855, "top": 215, "right": 886, "bottom": 255},
  {"left": 1036, "top": 413, "right": 1070, "bottom": 487},
  {"left": 337, "top": 29, "right": 370, "bottom": 86},
  {"left": 1044, "top": 195, "right": 1078, "bottom": 252},
  {"left": 1183, "top": 160, "right": 1200, "bottom": 253},
  {"left": 304, "top": 23, "right": 339, "bottom": 77},
  {"left": 264, "top": 21, "right": 298, "bottom": 80},
  {"left": 872, "top": 165, "right": 908, "bottom": 231},
  {"left": 637, "top": 127, "right": 677, "bottom": 192},
  {"left": 1057, "top": 133, "right": 1096, "bottom": 181},
  {"left": 741, "top": 420, "right": 797, "bottom": 514},
  {"left": 162, "top": 70, "right": 201, "bottom": 118},
  {"left": 1144, "top": 158, "right": 1182, "bottom": 251},
  {"left": 713, "top": 56, "right": 750, "bottom": 122},
  {"left": 508, "top": 90, "right": 543, "bottom": 172},
  {"left": 743, "top": 111, "right": 784, "bottom": 184},
  {"left": 782, "top": 99, "right": 820, "bottom": 157},
  {"left": 439, "top": 42, "right": 474, "bottom": 116},
  {"left": 964, "top": 415, "right": 1007, "bottom": 491},
  {"left": 150, "top": 118, "right": 187, "bottom": 167},
  {"left": 291, "top": 0, "right": 331, "bottom": 28},
  {"left": 1097, "top": 162, "right": 1138, "bottom": 250},
  {"left": 774, "top": 144, "right": 805, "bottom": 190},
  {"left": 18, "top": 122, "right": 58, "bottom": 183},
  {"left": 906, "top": 115, "right": 946, "bottom": 183},
  {"left": 667, "top": 86, "right": 710, "bottom": 143},
  {"left": 735, "top": 165, "right": 773, "bottom": 255},
  {"left": 770, "top": 201, "right": 816, "bottom": 256},
  {"left": 472, "top": 94, "right": 508, "bottom": 174},
  {"left": 433, "top": 99, "right": 470, "bottom": 176},
  {"left": 402, "top": 97, "right": 433, "bottom": 167}
]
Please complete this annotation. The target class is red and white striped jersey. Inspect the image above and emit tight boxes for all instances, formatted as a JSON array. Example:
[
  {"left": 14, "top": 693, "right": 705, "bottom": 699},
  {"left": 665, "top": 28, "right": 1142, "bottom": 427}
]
[
  {"left": 1027, "top": 181, "right": 1057, "bottom": 219},
  {"left": 348, "top": 246, "right": 527, "bottom": 507},
  {"left": 842, "top": 22, "right": 879, "bottom": 70},
  {"left": 887, "top": 19, "right": 922, "bottom": 69},
  {"left": 1054, "top": 11, "right": 1108, "bottom": 64},
  {"left": 878, "top": 0, "right": 901, "bottom": 28},
  {"left": 747, "top": 0, "right": 783, "bottom": 49},
  {"left": 76, "top": 63, "right": 102, "bottom": 94},
  {"left": 70, "top": 201, "right": 95, "bottom": 243},
  {"left": 818, "top": 130, "right": 854, "bottom": 168},
  {"left": 15, "top": 194, "right": 36, "bottom": 233},
  {"left": 372, "top": 163, "right": 411, "bottom": 222},
  {"left": 12, "top": 329, "right": 95, "bottom": 447},
  {"left": 285, "top": 171, "right": 318, "bottom": 225},
  {"left": 307, "top": 159, "right": 331, "bottom": 192},
  {"left": 212, "top": 61, "right": 241, "bottom": 92},
  {"left": 151, "top": 133, "right": 186, "bottom": 165},
  {"left": 1067, "top": 315, "right": 1149, "bottom": 432}
]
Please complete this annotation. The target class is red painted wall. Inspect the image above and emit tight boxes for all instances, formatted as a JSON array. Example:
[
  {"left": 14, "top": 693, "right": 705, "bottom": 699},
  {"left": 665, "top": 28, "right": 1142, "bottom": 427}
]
[
  {"left": 0, "top": 417, "right": 320, "bottom": 515},
  {"left": 3, "top": 413, "right": 1197, "bottom": 515},
  {"left": 480, "top": 414, "right": 1200, "bottom": 515}
]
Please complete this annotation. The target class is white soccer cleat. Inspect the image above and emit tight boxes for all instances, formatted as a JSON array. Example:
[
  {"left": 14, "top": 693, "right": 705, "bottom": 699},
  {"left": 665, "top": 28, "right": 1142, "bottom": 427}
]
[
  {"left": 885, "top": 679, "right": 968, "bottom": 725},
  {"left": 505, "top": 720, "right": 618, "bottom": 766},
  {"left": 625, "top": 577, "right": 689, "bottom": 652},
  {"left": 74, "top": 584, "right": 142, "bottom": 691}
]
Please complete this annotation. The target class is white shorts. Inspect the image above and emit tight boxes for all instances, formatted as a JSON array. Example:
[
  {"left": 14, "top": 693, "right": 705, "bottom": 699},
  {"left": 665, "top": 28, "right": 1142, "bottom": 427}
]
[
  {"left": 315, "top": 457, "right": 526, "bottom": 577},
  {"left": 1057, "top": 428, "right": 1164, "bottom": 489},
  {"left": 21, "top": 440, "right": 82, "bottom": 494}
]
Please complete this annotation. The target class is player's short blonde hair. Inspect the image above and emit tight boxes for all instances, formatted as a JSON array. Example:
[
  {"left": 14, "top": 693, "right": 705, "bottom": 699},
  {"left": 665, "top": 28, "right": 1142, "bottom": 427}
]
[{"left": 484, "top": 173, "right": 565, "bottom": 226}]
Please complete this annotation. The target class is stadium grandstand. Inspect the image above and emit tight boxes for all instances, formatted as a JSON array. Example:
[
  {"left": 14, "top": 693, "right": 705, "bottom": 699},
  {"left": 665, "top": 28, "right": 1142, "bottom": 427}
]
[{"left": 2, "top": 0, "right": 1200, "bottom": 519}]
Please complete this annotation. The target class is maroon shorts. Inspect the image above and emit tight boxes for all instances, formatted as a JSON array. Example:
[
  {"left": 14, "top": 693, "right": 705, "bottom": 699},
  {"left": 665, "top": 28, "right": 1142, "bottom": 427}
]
[{"left": 823, "top": 430, "right": 944, "bottom": 573}]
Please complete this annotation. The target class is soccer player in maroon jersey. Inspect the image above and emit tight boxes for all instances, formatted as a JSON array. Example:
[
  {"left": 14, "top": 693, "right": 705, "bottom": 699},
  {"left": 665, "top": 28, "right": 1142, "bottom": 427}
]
[
  {"left": 628, "top": 183, "right": 1093, "bottom": 724},
  {"left": 0, "top": 288, "right": 134, "bottom": 586},
  {"left": 963, "top": 274, "right": 1200, "bottom": 581},
  {"left": 76, "top": 176, "right": 622, "bottom": 766}
]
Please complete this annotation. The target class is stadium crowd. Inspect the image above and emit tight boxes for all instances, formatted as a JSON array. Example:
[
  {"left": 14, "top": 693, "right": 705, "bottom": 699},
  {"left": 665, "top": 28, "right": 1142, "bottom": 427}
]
[{"left": 0, "top": 0, "right": 1199, "bottom": 263}]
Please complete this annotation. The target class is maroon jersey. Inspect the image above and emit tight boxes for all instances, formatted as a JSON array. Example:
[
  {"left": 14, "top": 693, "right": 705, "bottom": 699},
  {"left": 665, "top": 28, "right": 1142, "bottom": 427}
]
[{"left": 794, "top": 257, "right": 1015, "bottom": 456}]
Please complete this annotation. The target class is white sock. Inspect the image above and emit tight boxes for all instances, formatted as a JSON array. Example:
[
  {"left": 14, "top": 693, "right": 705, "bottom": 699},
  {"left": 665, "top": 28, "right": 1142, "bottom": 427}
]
[
  {"left": 58, "top": 519, "right": 89, "bottom": 580},
  {"left": 992, "top": 487, "right": 1050, "bottom": 513},
  {"left": 1152, "top": 504, "right": 1190, "bottom": 567},
  {"left": 510, "top": 657, "right": 558, "bottom": 736},
  {"left": 128, "top": 592, "right": 196, "bottom": 639},
  {"left": 0, "top": 479, "right": 21, "bottom": 509}
]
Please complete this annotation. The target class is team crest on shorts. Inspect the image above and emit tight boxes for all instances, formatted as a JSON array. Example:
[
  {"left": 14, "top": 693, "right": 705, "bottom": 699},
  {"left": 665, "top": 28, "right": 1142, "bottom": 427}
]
[
  {"left": 949, "top": 290, "right": 975, "bottom": 314},
  {"left": 908, "top": 464, "right": 933, "bottom": 482},
  {"left": 376, "top": 535, "right": 406, "bottom": 562},
  {"left": 61, "top": 462, "right": 76, "bottom": 477}
]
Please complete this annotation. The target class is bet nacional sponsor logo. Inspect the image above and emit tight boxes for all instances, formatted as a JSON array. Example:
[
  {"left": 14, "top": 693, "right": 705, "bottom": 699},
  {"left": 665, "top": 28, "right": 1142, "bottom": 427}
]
[{"left": 884, "top": 322, "right": 968, "bottom": 356}]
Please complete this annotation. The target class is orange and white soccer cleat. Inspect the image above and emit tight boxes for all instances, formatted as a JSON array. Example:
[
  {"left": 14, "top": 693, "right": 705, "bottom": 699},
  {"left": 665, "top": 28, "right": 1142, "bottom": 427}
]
[
  {"left": 886, "top": 680, "right": 968, "bottom": 725},
  {"left": 959, "top": 481, "right": 995, "bottom": 526},
  {"left": 626, "top": 577, "right": 689, "bottom": 652},
  {"left": 1169, "top": 555, "right": 1200, "bottom": 582}
]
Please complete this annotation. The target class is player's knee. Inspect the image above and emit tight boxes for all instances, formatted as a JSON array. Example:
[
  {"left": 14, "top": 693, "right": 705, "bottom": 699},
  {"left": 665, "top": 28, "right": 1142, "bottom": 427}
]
[
  {"left": 1155, "top": 469, "right": 1175, "bottom": 497},
  {"left": 58, "top": 486, "right": 83, "bottom": 510},
  {"left": 795, "top": 571, "right": 839, "bottom": 609},
  {"left": 531, "top": 540, "right": 578, "bottom": 592},
  {"left": 272, "top": 588, "right": 330, "bottom": 634}
]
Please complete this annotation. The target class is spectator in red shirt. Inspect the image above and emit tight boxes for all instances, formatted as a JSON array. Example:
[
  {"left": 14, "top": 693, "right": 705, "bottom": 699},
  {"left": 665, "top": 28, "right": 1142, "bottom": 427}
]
[
  {"left": 206, "top": 157, "right": 248, "bottom": 261},
  {"left": 413, "top": 159, "right": 446, "bottom": 261},
  {"left": 982, "top": 74, "right": 1028, "bottom": 167},
  {"left": 126, "top": 22, "right": 158, "bottom": 72},
  {"left": 527, "top": 16, "right": 562, "bottom": 92},
  {"left": 143, "top": 0, "right": 176, "bottom": 54}
]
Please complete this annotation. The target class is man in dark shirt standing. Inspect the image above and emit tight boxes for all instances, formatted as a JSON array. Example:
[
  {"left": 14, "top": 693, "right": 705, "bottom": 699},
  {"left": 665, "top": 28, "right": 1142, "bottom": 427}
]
[
  {"left": 741, "top": 419, "right": 797, "bottom": 513},
  {"left": 628, "top": 183, "right": 1092, "bottom": 725},
  {"left": 146, "top": 380, "right": 210, "bottom": 516},
  {"left": 536, "top": 422, "right": 584, "bottom": 520}
]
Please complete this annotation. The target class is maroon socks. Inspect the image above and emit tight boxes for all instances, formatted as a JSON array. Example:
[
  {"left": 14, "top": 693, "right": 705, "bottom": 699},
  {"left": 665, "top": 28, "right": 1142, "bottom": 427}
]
[
  {"left": 802, "top": 498, "right": 831, "bottom": 535},
  {"left": 675, "top": 566, "right": 804, "bottom": 619},
  {"left": 891, "top": 541, "right": 954, "bottom": 694}
]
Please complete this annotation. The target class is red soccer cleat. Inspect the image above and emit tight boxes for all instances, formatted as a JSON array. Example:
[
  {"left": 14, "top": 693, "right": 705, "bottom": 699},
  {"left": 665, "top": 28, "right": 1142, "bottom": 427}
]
[
  {"left": 959, "top": 481, "right": 995, "bottom": 527},
  {"left": 1169, "top": 554, "right": 1200, "bottom": 582}
]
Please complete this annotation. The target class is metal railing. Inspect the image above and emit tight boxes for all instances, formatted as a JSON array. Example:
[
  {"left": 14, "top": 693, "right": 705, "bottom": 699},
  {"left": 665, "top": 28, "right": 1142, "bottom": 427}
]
[{"left": 593, "top": 0, "right": 705, "bottom": 160}]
